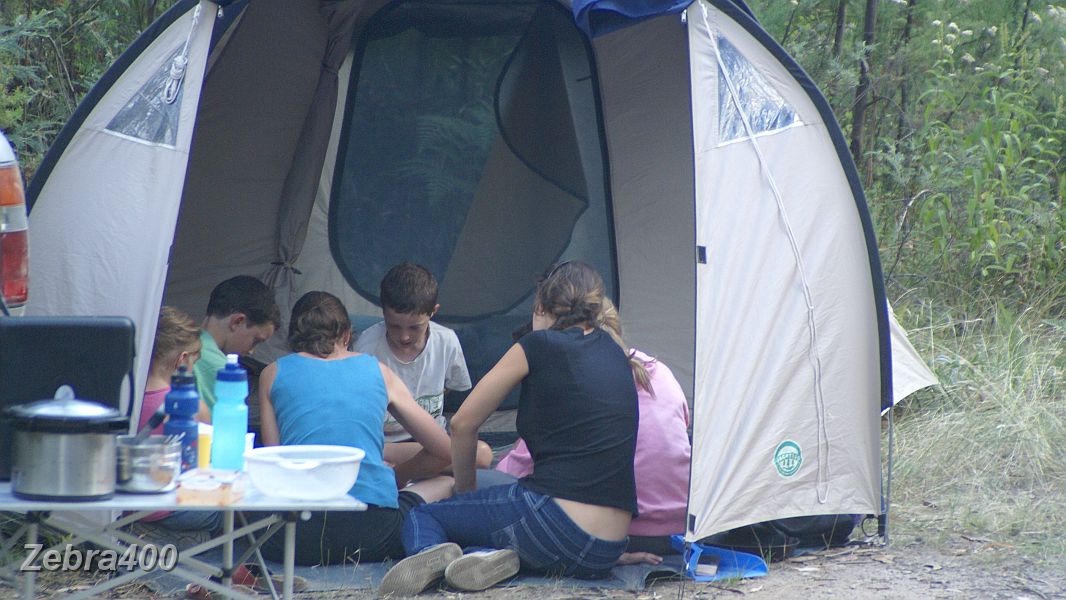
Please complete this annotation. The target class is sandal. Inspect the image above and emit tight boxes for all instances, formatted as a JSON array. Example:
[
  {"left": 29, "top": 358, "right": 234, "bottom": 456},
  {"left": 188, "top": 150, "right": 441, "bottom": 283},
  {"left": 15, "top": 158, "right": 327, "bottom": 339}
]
[
  {"left": 183, "top": 564, "right": 262, "bottom": 599},
  {"left": 245, "top": 562, "right": 309, "bottom": 592}
]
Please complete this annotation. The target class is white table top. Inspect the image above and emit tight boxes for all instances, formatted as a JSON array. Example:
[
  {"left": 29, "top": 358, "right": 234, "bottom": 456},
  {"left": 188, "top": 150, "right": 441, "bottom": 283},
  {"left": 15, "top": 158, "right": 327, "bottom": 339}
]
[{"left": 0, "top": 482, "right": 367, "bottom": 512}]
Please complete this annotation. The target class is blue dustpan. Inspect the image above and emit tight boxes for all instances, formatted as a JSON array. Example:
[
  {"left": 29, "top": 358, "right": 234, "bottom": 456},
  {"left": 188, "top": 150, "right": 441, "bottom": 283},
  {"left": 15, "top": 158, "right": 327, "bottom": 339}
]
[{"left": 670, "top": 534, "right": 769, "bottom": 582}]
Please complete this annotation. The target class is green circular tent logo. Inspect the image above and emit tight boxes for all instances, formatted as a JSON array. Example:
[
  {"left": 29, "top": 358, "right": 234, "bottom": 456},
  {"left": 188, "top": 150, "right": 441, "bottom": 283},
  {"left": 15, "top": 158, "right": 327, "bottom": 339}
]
[{"left": 773, "top": 440, "right": 803, "bottom": 478}]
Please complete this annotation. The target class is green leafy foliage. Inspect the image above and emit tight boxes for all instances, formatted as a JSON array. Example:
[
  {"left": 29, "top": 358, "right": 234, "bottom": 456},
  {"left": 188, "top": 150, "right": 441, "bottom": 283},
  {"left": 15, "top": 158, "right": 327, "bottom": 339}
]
[
  {"left": 0, "top": 0, "right": 180, "bottom": 177},
  {"left": 754, "top": 0, "right": 1066, "bottom": 309}
]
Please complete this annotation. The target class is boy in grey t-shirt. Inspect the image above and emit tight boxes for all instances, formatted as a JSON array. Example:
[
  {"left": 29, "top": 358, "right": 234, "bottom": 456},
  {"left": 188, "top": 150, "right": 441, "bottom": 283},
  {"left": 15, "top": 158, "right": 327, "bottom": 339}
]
[{"left": 355, "top": 262, "right": 493, "bottom": 469}]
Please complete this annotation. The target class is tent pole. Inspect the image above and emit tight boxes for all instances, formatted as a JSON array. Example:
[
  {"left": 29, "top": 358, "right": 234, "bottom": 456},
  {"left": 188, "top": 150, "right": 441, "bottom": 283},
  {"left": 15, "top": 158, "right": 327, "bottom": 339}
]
[{"left": 880, "top": 402, "right": 895, "bottom": 544}]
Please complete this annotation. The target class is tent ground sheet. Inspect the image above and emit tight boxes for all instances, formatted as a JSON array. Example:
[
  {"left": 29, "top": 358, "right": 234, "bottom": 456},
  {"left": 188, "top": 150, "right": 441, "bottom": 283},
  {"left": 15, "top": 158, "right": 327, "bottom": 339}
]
[{"left": 140, "top": 543, "right": 686, "bottom": 595}]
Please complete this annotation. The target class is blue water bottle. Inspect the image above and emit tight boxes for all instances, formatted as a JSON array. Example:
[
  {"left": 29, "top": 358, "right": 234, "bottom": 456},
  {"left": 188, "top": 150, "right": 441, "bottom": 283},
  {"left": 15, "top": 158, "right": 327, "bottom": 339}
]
[
  {"left": 163, "top": 365, "right": 200, "bottom": 473},
  {"left": 211, "top": 354, "right": 248, "bottom": 471}
]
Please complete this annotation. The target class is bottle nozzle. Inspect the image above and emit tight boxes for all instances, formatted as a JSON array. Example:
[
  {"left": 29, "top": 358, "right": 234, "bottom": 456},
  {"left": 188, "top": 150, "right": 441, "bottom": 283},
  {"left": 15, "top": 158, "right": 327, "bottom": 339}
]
[
  {"left": 171, "top": 364, "right": 196, "bottom": 386},
  {"left": 217, "top": 354, "right": 248, "bottom": 382}
]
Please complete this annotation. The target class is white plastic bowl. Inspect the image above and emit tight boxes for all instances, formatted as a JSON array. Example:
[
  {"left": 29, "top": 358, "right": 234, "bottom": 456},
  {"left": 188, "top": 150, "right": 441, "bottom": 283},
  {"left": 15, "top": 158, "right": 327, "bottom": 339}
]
[{"left": 244, "top": 445, "right": 364, "bottom": 501}]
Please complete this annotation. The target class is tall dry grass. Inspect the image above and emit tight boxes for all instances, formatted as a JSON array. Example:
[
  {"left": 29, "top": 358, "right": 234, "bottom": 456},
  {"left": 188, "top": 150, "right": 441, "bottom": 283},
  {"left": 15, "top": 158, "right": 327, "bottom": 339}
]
[{"left": 889, "top": 286, "right": 1066, "bottom": 560}]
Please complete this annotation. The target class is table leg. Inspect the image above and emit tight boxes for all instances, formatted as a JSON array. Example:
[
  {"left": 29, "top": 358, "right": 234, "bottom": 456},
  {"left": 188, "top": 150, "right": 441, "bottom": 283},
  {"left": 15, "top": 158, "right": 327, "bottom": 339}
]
[
  {"left": 21, "top": 518, "right": 36, "bottom": 600},
  {"left": 223, "top": 510, "right": 235, "bottom": 587},
  {"left": 283, "top": 518, "right": 296, "bottom": 600}
]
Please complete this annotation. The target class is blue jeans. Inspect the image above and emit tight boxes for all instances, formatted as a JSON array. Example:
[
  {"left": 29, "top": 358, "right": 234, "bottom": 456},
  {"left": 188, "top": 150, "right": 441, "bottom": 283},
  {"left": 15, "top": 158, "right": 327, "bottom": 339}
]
[{"left": 402, "top": 483, "right": 626, "bottom": 578}]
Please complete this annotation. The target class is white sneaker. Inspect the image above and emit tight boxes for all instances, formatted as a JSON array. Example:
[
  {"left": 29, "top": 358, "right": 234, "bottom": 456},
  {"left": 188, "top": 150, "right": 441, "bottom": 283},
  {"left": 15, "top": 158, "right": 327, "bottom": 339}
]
[
  {"left": 378, "top": 542, "right": 462, "bottom": 596},
  {"left": 444, "top": 549, "right": 520, "bottom": 591}
]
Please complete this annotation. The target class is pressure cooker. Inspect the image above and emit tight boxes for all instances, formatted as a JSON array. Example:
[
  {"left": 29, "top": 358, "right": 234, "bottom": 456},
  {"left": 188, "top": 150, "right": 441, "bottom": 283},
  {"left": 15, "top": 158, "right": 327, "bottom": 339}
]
[{"left": 5, "top": 386, "right": 128, "bottom": 501}]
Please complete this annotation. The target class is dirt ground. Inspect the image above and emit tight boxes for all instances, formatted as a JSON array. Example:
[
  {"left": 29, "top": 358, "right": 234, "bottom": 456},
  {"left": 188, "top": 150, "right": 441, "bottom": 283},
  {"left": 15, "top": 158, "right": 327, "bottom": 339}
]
[{"left": 7, "top": 532, "right": 1064, "bottom": 600}]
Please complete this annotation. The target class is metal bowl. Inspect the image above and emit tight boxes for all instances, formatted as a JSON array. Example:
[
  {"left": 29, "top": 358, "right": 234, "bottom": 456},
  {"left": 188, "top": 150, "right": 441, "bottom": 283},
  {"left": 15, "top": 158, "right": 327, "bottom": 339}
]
[{"left": 116, "top": 435, "right": 182, "bottom": 493}]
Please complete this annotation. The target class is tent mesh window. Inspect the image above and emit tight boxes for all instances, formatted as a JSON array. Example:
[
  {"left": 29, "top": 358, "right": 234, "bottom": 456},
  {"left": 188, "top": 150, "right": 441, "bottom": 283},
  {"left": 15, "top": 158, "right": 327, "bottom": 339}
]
[
  {"left": 716, "top": 35, "right": 798, "bottom": 145},
  {"left": 106, "top": 47, "right": 185, "bottom": 146},
  {"left": 331, "top": 1, "right": 616, "bottom": 412}
]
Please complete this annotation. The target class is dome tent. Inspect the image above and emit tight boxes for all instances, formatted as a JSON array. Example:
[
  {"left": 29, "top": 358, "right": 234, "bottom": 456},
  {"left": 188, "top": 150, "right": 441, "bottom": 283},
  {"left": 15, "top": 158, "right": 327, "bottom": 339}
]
[{"left": 27, "top": 0, "right": 935, "bottom": 545}]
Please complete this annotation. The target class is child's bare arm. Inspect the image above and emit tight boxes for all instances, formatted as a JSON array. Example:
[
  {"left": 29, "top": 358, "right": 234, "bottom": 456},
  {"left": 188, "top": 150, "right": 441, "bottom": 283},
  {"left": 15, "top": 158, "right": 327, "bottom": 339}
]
[
  {"left": 258, "top": 363, "right": 280, "bottom": 446},
  {"left": 383, "top": 363, "right": 451, "bottom": 485},
  {"left": 450, "top": 344, "right": 528, "bottom": 492}
]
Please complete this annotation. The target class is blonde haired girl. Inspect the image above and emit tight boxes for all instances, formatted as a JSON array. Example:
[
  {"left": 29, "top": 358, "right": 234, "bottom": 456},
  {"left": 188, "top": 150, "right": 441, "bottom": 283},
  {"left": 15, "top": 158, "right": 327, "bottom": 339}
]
[{"left": 139, "top": 306, "right": 201, "bottom": 433}]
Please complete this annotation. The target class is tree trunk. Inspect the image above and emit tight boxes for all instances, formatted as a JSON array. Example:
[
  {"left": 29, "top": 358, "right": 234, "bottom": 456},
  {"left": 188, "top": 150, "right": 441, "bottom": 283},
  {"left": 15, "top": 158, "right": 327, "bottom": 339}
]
[
  {"left": 782, "top": 4, "right": 799, "bottom": 45},
  {"left": 832, "top": 0, "right": 847, "bottom": 58},
  {"left": 849, "top": 0, "right": 878, "bottom": 165},
  {"left": 1019, "top": 0, "right": 1033, "bottom": 34},
  {"left": 896, "top": 0, "right": 918, "bottom": 150}
]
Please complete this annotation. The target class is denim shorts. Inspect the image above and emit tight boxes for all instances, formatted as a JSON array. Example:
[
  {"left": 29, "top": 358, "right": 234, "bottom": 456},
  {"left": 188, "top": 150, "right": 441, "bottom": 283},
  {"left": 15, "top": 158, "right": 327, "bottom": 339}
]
[{"left": 403, "top": 483, "right": 627, "bottom": 578}]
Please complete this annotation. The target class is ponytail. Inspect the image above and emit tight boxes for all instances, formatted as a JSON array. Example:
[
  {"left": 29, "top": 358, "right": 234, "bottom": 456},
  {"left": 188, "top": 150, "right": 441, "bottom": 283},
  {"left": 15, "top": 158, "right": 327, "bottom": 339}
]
[{"left": 597, "top": 298, "right": 652, "bottom": 394}]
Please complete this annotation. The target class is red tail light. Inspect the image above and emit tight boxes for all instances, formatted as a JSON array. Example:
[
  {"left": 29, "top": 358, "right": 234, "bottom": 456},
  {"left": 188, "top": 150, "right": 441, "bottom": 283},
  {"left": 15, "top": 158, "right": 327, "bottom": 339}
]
[
  {"left": 1, "top": 228, "right": 28, "bottom": 307},
  {"left": 0, "top": 160, "right": 28, "bottom": 309}
]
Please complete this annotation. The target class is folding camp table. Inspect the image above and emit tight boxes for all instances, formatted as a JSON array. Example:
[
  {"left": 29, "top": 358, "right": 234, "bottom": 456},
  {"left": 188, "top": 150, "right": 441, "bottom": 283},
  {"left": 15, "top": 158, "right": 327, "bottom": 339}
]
[{"left": 0, "top": 482, "right": 366, "bottom": 600}]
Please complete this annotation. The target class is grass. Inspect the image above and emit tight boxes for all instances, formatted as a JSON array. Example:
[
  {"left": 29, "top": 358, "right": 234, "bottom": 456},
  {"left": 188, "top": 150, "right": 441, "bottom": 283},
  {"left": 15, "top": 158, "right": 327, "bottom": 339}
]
[{"left": 888, "top": 287, "right": 1066, "bottom": 562}]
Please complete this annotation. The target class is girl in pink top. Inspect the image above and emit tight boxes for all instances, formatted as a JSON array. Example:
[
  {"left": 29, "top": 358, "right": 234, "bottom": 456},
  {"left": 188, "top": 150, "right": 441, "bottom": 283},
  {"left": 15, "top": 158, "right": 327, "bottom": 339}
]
[
  {"left": 138, "top": 306, "right": 203, "bottom": 433},
  {"left": 496, "top": 302, "right": 691, "bottom": 563},
  {"left": 134, "top": 306, "right": 204, "bottom": 524}
]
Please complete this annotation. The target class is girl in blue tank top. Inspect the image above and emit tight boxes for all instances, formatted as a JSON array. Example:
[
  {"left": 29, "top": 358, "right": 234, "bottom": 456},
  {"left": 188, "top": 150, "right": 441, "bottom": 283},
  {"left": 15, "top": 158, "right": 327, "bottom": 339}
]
[{"left": 257, "top": 291, "right": 454, "bottom": 565}]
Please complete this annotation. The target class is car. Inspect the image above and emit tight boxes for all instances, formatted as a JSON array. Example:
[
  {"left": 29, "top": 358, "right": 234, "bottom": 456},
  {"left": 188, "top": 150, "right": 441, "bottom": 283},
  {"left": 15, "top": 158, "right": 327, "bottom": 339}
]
[{"left": 0, "top": 129, "right": 28, "bottom": 316}]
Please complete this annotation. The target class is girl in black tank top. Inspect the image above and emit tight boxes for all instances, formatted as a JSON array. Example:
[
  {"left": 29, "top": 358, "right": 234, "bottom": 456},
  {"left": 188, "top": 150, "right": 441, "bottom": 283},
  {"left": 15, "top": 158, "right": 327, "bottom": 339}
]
[{"left": 380, "top": 261, "right": 644, "bottom": 595}]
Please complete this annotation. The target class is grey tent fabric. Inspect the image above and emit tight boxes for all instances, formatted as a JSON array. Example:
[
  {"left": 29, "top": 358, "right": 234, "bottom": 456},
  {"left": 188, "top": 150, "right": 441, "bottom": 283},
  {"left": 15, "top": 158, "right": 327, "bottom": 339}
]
[
  {"left": 166, "top": 0, "right": 327, "bottom": 315},
  {"left": 262, "top": 2, "right": 364, "bottom": 302},
  {"left": 592, "top": 15, "right": 696, "bottom": 397}
]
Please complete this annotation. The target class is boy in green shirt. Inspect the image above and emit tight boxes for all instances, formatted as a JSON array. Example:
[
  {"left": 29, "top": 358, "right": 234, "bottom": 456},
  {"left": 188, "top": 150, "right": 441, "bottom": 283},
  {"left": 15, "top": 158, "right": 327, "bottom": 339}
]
[{"left": 194, "top": 276, "right": 281, "bottom": 421}]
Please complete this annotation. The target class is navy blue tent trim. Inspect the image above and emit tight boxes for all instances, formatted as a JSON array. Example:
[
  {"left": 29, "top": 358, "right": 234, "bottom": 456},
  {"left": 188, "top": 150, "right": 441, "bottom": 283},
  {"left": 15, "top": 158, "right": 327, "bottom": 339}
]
[
  {"left": 728, "top": 0, "right": 755, "bottom": 20},
  {"left": 27, "top": 0, "right": 204, "bottom": 210},
  {"left": 571, "top": 0, "right": 691, "bottom": 37},
  {"left": 708, "top": 0, "right": 893, "bottom": 417}
]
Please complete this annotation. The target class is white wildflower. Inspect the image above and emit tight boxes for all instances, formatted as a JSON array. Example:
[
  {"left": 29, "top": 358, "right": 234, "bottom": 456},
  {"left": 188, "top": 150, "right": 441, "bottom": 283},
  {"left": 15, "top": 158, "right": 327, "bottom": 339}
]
[
  {"left": 961, "top": 30, "right": 973, "bottom": 37},
  {"left": 961, "top": 53, "right": 976, "bottom": 63},
  {"left": 931, "top": 19, "right": 943, "bottom": 27},
  {"left": 944, "top": 45, "right": 954, "bottom": 55},
  {"left": 932, "top": 39, "right": 941, "bottom": 45},
  {"left": 974, "top": 66, "right": 985, "bottom": 72},
  {"left": 945, "top": 33, "right": 957, "bottom": 42},
  {"left": 1030, "top": 11, "right": 1042, "bottom": 23},
  {"left": 986, "top": 25, "right": 998, "bottom": 36},
  {"left": 947, "top": 22, "right": 959, "bottom": 32}
]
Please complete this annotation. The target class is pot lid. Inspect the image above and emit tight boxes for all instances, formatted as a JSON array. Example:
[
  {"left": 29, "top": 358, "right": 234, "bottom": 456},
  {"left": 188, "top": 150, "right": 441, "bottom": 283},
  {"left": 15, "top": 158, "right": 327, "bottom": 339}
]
[{"left": 6, "top": 385, "right": 124, "bottom": 422}]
